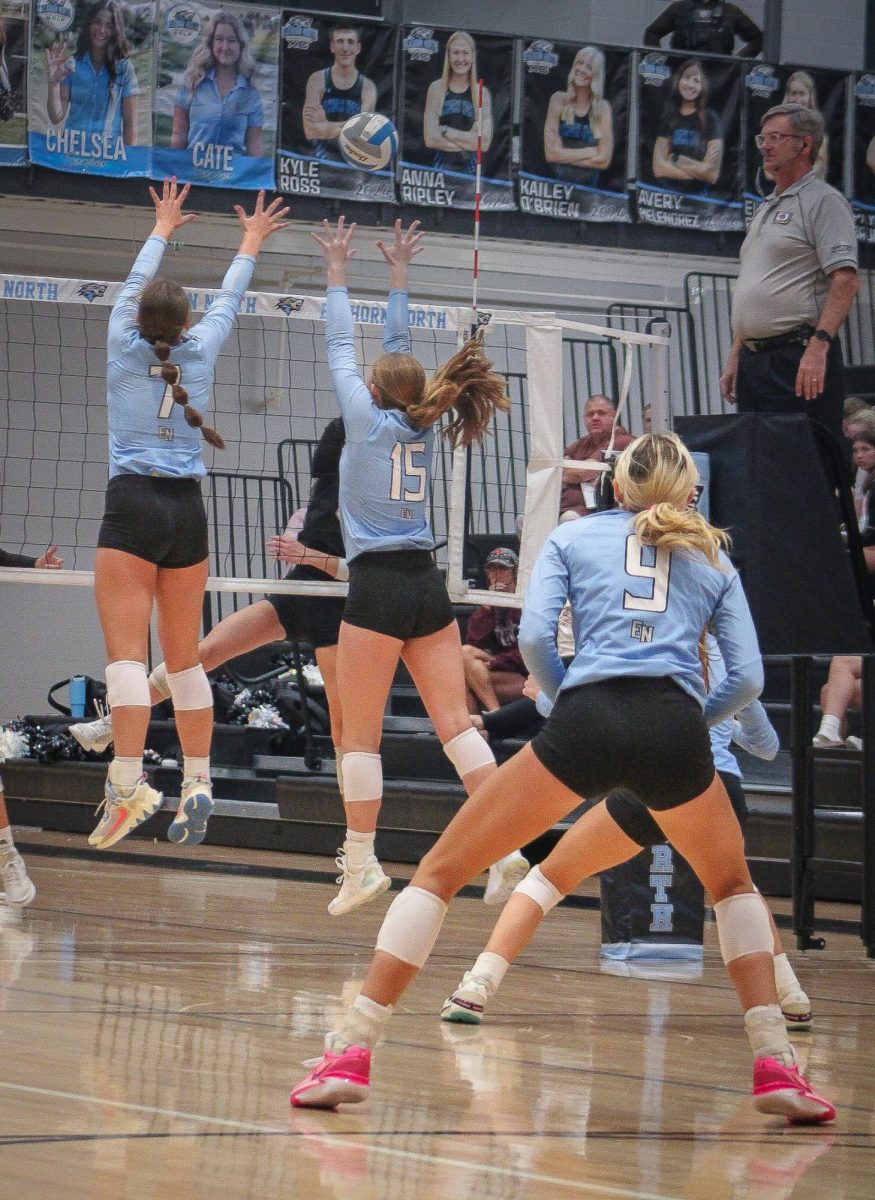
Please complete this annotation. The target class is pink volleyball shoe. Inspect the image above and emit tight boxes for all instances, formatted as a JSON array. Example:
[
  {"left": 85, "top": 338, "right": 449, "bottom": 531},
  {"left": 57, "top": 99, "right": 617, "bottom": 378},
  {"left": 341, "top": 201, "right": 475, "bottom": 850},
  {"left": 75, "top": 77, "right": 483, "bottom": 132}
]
[
  {"left": 752, "top": 1057, "right": 836, "bottom": 1124},
  {"left": 290, "top": 1041, "right": 371, "bottom": 1109}
]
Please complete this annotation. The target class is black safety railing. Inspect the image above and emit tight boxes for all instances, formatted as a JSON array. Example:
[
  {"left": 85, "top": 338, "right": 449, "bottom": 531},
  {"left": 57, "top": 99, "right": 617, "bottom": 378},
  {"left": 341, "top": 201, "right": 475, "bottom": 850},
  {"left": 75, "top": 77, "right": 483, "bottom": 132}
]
[
  {"left": 788, "top": 653, "right": 875, "bottom": 958},
  {"left": 276, "top": 437, "right": 320, "bottom": 514},
  {"left": 607, "top": 302, "right": 701, "bottom": 417}
]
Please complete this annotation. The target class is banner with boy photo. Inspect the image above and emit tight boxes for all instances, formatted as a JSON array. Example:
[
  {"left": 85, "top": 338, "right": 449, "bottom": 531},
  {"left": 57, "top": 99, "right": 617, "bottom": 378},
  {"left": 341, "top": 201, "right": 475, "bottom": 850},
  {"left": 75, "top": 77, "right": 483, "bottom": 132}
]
[
  {"left": 0, "top": 0, "right": 28, "bottom": 166},
  {"left": 519, "top": 38, "right": 630, "bottom": 224},
  {"left": 853, "top": 74, "right": 875, "bottom": 243},
  {"left": 636, "top": 51, "right": 743, "bottom": 233},
  {"left": 742, "top": 62, "right": 847, "bottom": 227},
  {"left": 153, "top": 0, "right": 279, "bottom": 189},
  {"left": 398, "top": 25, "right": 514, "bottom": 211},
  {"left": 277, "top": 13, "right": 396, "bottom": 203},
  {"left": 28, "top": 0, "right": 155, "bottom": 176}
]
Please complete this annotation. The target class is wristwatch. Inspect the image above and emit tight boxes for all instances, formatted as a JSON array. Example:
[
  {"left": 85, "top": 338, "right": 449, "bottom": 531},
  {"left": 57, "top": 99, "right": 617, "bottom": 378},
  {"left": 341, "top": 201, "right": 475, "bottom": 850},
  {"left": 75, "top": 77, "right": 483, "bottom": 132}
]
[{"left": 812, "top": 328, "right": 832, "bottom": 344}]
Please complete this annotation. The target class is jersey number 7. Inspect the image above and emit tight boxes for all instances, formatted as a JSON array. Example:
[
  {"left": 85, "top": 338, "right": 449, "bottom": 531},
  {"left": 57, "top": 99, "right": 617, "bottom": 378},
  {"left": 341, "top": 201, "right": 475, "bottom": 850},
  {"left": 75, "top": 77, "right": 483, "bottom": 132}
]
[
  {"left": 623, "top": 535, "right": 670, "bottom": 613},
  {"left": 149, "top": 363, "right": 181, "bottom": 419}
]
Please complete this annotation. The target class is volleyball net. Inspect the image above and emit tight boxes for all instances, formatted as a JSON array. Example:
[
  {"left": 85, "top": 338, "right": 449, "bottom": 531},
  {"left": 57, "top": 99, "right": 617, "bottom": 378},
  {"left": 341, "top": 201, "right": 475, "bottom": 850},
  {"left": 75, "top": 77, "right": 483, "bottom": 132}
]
[{"left": 0, "top": 273, "right": 669, "bottom": 611}]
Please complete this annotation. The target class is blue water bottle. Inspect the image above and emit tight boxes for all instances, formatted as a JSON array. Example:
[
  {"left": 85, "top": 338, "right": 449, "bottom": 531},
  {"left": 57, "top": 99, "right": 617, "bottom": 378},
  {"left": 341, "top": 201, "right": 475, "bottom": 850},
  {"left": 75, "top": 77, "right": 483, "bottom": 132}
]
[{"left": 69, "top": 675, "right": 87, "bottom": 718}]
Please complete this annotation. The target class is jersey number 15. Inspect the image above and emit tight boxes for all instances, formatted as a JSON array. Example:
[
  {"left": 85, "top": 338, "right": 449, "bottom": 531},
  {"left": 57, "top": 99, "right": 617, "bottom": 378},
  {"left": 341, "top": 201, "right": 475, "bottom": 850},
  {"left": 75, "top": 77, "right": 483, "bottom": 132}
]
[{"left": 390, "top": 441, "right": 427, "bottom": 502}]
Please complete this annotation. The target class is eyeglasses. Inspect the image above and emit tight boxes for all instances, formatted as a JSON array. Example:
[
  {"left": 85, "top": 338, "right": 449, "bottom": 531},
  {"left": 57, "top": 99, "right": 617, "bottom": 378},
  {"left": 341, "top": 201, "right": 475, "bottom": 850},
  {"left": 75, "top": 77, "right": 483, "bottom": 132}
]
[{"left": 754, "top": 132, "right": 803, "bottom": 149}]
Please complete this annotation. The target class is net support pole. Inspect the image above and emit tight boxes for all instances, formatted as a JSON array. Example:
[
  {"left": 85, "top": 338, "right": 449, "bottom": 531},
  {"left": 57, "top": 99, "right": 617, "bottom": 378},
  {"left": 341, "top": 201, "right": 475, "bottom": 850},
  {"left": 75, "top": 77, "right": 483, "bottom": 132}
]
[{"left": 648, "top": 317, "right": 671, "bottom": 432}]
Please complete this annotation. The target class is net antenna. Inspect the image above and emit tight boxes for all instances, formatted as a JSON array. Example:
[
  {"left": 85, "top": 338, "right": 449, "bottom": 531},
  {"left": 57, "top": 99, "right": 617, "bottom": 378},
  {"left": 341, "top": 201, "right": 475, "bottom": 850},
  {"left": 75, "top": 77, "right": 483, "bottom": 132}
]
[{"left": 471, "top": 77, "right": 484, "bottom": 334}]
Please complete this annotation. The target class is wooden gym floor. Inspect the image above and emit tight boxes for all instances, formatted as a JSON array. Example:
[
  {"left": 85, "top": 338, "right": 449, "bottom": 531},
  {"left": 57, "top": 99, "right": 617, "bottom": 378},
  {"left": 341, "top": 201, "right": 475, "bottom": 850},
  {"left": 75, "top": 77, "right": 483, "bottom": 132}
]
[{"left": 0, "top": 832, "right": 872, "bottom": 1200}]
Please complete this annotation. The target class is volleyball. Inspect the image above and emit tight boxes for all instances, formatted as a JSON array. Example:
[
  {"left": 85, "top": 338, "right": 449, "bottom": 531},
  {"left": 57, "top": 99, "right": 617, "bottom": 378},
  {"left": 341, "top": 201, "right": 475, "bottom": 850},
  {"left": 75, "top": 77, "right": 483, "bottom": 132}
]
[{"left": 338, "top": 112, "right": 397, "bottom": 171}]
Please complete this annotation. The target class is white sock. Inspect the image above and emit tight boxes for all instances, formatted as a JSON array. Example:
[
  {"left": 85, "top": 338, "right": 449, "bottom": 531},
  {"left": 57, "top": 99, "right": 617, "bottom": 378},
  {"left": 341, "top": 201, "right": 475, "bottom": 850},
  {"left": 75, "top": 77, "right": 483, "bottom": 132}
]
[
  {"left": 0, "top": 825, "right": 15, "bottom": 857},
  {"left": 816, "top": 715, "right": 841, "bottom": 741},
  {"left": 183, "top": 757, "right": 211, "bottom": 783},
  {"left": 108, "top": 757, "right": 143, "bottom": 791},
  {"left": 744, "top": 1003, "right": 796, "bottom": 1066},
  {"left": 773, "top": 952, "right": 803, "bottom": 1001},
  {"left": 336, "top": 993, "right": 393, "bottom": 1050},
  {"left": 470, "top": 951, "right": 509, "bottom": 994},
  {"left": 148, "top": 662, "right": 172, "bottom": 701},
  {"left": 344, "top": 829, "right": 375, "bottom": 870}
]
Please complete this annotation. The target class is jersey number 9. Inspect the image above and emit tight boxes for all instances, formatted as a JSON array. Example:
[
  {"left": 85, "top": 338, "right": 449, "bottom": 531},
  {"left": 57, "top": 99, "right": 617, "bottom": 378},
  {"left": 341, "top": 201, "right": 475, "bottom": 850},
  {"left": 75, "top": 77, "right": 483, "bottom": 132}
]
[{"left": 623, "top": 535, "right": 670, "bottom": 613}]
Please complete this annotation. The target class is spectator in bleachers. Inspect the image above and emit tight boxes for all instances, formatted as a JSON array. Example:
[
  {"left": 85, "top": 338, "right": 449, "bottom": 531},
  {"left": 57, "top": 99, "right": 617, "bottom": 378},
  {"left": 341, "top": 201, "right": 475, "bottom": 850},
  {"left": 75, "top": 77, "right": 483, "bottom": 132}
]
[
  {"left": 643, "top": 1, "right": 762, "bottom": 58},
  {"left": 463, "top": 548, "right": 528, "bottom": 716},
  {"left": 719, "top": 103, "right": 859, "bottom": 458},
  {"left": 559, "top": 394, "right": 633, "bottom": 517},
  {"left": 843, "top": 395, "right": 870, "bottom": 438},
  {"left": 852, "top": 429, "right": 875, "bottom": 546},
  {"left": 813, "top": 656, "right": 863, "bottom": 749}
]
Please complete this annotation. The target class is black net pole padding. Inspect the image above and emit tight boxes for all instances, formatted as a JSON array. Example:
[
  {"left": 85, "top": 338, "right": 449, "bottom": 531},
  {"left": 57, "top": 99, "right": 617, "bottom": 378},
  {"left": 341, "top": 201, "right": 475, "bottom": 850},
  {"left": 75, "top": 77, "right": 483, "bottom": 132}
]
[
  {"left": 288, "top": 637, "right": 322, "bottom": 774},
  {"left": 600, "top": 842, "right": 705, "bottom": 962},
  {"left": 790, "top": 655, "right": 823, "bottom": 951},
  {"left": 862, "top": 655, "right": 875, "bottom": 958}
]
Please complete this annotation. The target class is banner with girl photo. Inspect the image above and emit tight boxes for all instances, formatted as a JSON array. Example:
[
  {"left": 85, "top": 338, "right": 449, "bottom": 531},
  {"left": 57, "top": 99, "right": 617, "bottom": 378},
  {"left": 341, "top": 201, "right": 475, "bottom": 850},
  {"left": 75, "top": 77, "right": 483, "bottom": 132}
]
[
  {"left": 398, "top": 25, "right": 514, "bottom": 211},
  {"left": 518, "top": 38, "right": 630, "bottom": 224},
  {"left": 276, "top": 12, "right": 396, "bottom": 203},
  {"left": 852, "top": 74, "right": 875, "bottom": 243},
  {"left": 29, "top": 0, "right": 155, "bottom": 175},
  {"left": 742, "top": 62, "right": 847, "bottom": 227},
  {"left": 153, "top": 0, "right": 279, "bottom": 189},
  {"left": 636, "top": 51, "right": 743, "bottom": 233},
  {"left": 0, "top": 0, "right": 29, "bottom": 166}
]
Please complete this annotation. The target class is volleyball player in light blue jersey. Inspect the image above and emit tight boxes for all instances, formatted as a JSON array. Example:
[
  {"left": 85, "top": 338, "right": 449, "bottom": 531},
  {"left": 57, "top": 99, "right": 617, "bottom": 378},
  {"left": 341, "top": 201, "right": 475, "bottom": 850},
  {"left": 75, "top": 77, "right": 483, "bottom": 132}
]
[
  {"left": 310, "top": 216, "right": 526, "bottom": 918},
  {"left": 88, "top": 179, "right": 289, "bottom": 853},
  {"left": 442, "top": 641, "right": 812, "bottom": 1034},
  {"left": 292, "top": 433, "right": 835, "bottom": 1125}
]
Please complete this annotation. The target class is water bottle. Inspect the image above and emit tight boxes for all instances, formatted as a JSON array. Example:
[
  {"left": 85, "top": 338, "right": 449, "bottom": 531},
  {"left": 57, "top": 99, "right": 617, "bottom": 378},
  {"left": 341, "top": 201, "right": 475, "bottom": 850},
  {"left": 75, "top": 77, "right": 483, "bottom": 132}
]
[{"left": 69, "top": 675, "right": 87, "bottom": 718}]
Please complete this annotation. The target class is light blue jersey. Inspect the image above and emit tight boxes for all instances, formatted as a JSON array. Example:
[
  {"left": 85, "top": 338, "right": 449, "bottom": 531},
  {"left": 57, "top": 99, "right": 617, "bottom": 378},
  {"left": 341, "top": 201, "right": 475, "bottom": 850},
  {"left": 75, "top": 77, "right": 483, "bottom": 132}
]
[
  {"left": 520, "top": 507, "right": 763, "bottom": 722},
  {"left": 175, "top": 71, "right": 263, "bottom": 155},
  {"left": 326, "top": 286, "right": 436, "bottom": 562},
  {"left": 106, "top": 235, "right": 255, "bottom": 478},
  {"left": 66, "top": 55, "right": 139, "bottom": 139}
]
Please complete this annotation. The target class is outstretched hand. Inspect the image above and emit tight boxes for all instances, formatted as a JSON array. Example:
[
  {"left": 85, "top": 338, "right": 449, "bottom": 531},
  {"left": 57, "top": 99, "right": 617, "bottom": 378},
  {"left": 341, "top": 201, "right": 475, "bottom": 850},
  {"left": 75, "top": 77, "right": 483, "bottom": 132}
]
[
  {"left": 311, "top": 216, "right": 356, "bottom": 285},
  {"left": 375, "top": 219, "right": 425, "bottom": 268},
  {"left": 234, "top": 191, "right": 291, "bottom": 250},
  {"left": 45, "top": 40, "right": 73, "bottom": 86},
  {"left": 148, "top": 177, "right": 197, "bottom": 239},
  {"left": 35, "top": 545, "right": 63, "bottom": 569}
]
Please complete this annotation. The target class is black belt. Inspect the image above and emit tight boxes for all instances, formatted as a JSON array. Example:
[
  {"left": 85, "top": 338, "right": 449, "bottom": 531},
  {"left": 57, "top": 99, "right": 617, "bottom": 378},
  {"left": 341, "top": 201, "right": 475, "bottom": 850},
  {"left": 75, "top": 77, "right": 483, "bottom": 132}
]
[{"left": 742, "top": 326, "right": 815, "bottom": 353}]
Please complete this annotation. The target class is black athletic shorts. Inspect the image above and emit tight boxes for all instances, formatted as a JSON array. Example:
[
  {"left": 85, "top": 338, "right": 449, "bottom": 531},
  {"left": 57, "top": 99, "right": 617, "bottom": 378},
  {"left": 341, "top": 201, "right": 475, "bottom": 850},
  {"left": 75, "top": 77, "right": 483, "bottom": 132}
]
[
  {"left": 98, "top": 474, "right": 208, "bottom": 568},
  {"left": 343, "top": 548, "right": 453, "bottom": 641},
  {"left": 266, "top": 563, "right": 345, "bottom": 650},
  {"left": 530, "top": 676, "right": 715, "bottom": 810},
  {"left": 605, "top": 768, "right": 747, "bottom": 848}
]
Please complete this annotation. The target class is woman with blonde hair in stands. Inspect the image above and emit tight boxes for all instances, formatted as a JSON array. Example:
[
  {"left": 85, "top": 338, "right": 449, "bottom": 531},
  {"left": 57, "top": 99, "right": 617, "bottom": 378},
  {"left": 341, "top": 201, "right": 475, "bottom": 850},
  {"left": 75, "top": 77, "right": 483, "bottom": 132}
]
[
  {"left": 307, "top": 216, "right": 528, "bottom": 918},
  {"left": 291, "top": 432, "right": 835, "bottom": 1126}
]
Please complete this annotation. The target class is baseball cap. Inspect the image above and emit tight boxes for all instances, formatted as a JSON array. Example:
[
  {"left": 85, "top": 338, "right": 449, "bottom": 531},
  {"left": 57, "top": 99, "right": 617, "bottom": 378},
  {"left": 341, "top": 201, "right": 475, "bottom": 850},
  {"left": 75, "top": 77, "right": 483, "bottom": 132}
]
[{"left": 484, "top": 547, "right": 519, "bottom": 570}]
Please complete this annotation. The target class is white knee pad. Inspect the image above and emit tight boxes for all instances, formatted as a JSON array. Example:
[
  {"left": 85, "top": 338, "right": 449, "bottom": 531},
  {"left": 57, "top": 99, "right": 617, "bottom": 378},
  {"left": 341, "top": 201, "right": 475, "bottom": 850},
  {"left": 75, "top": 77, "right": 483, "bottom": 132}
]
[
  {"left": 166, "top": 665, "right": 213, "bottom": 711},
  {"left": 714, "top": 892, "right": 773, "bottom": 964},
  {"left": 105, "top": 660, "right": 150, "bottom": 709},
  {"left": 514, "top": 865, "right": 564, "bottom": 915},
  {"left": 443, "top": 727, "right": 495, "bottom": 778},
  {"left": 375, "top": 886, "right": 448, "bottom": 967},
  {"left": 341, "top": 751, "right": 382, "bottom": 803},
  {"left": 148, "top": 662, "right": 172, "bottom": 700},
  {"left": 334, "top": 748, "right": 344, "bottom": 797}
]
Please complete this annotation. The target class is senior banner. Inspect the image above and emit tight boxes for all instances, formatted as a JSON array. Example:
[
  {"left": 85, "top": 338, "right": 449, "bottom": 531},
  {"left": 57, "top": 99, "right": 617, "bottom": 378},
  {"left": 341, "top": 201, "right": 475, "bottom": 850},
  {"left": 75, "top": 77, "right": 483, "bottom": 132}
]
[
  {"left": 742, "top": 62, "right": 847, "bottom": 226},
  {"left": 398, "top": 25, "right": 514, "bottom": 211},
  {"left": 0, "top": 0, "right": 29, "bottom": 166},
  {"left": 853, "top": 73, "right": 875, "bottom": 243},
  {"left": 276, "top": 13, "right": 396, "bottom": 203},
  {"left": 152, "top": 0, "right": 279, "bottom": 189},
  {"left": 519, "top": 39, "right": 630, "bottom": 224},
  {"left": 636, "top": 51, "right": 743, "bottom": 233},
  {"left": 28, "top": 0, "right": 155, "bottom": 176}
]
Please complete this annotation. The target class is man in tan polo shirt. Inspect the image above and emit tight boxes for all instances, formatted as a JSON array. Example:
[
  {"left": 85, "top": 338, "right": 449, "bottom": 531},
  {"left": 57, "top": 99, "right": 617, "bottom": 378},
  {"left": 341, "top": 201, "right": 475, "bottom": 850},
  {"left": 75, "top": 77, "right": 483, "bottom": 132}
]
[{"left": 719, "top": 103, "right": 859, "bottom": 450}]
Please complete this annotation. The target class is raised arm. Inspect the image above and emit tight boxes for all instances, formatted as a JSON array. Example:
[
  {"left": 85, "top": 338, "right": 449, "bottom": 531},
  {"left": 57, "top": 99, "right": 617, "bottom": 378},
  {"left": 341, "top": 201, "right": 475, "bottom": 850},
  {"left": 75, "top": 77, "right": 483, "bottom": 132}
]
[
  {"left": 376, "top": 219, "right": 424, "bottom": 353},
  {"left": 195, "top": 191, "right": 290, "bottom": 361},
  {"left": 45, "top": 39, "right": 72, "bottom": 125},
  {"left": 108, "top": 177, "right": 198, "bottom": 355},
  {"left": 311, "top": 217, "right": 378, "bottom": 436}
]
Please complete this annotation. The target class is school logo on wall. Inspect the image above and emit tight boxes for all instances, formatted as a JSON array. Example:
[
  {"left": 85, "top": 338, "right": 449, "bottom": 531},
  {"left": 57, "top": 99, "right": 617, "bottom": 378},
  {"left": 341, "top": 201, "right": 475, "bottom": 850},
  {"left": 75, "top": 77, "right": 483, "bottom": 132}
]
[
  {"left": 36, "top": 0, "right": 75, "bottom": 33},
  {"left": 77, "top": 283, "right": 108, "bottom": 302},
  {"left": 403, "top": 28, "right": 439, "bottom": 63},
  {"left": 522, "top": 41, "right": 559, "bottom": 75},
  {"left": 275, "top": 296, "right": 305, "bottom": 315},
  {"left": 165, "top": 5, "right": 202, "bottom": 47},
  {"left": 281, "top": 15, "right": 318, "bottom": 51},
  {"left": 745, "top": 65, "right": 781, "bottom": 100},
  {"left": 639, "top": 54, "right": 672, "bottom": 87}
]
